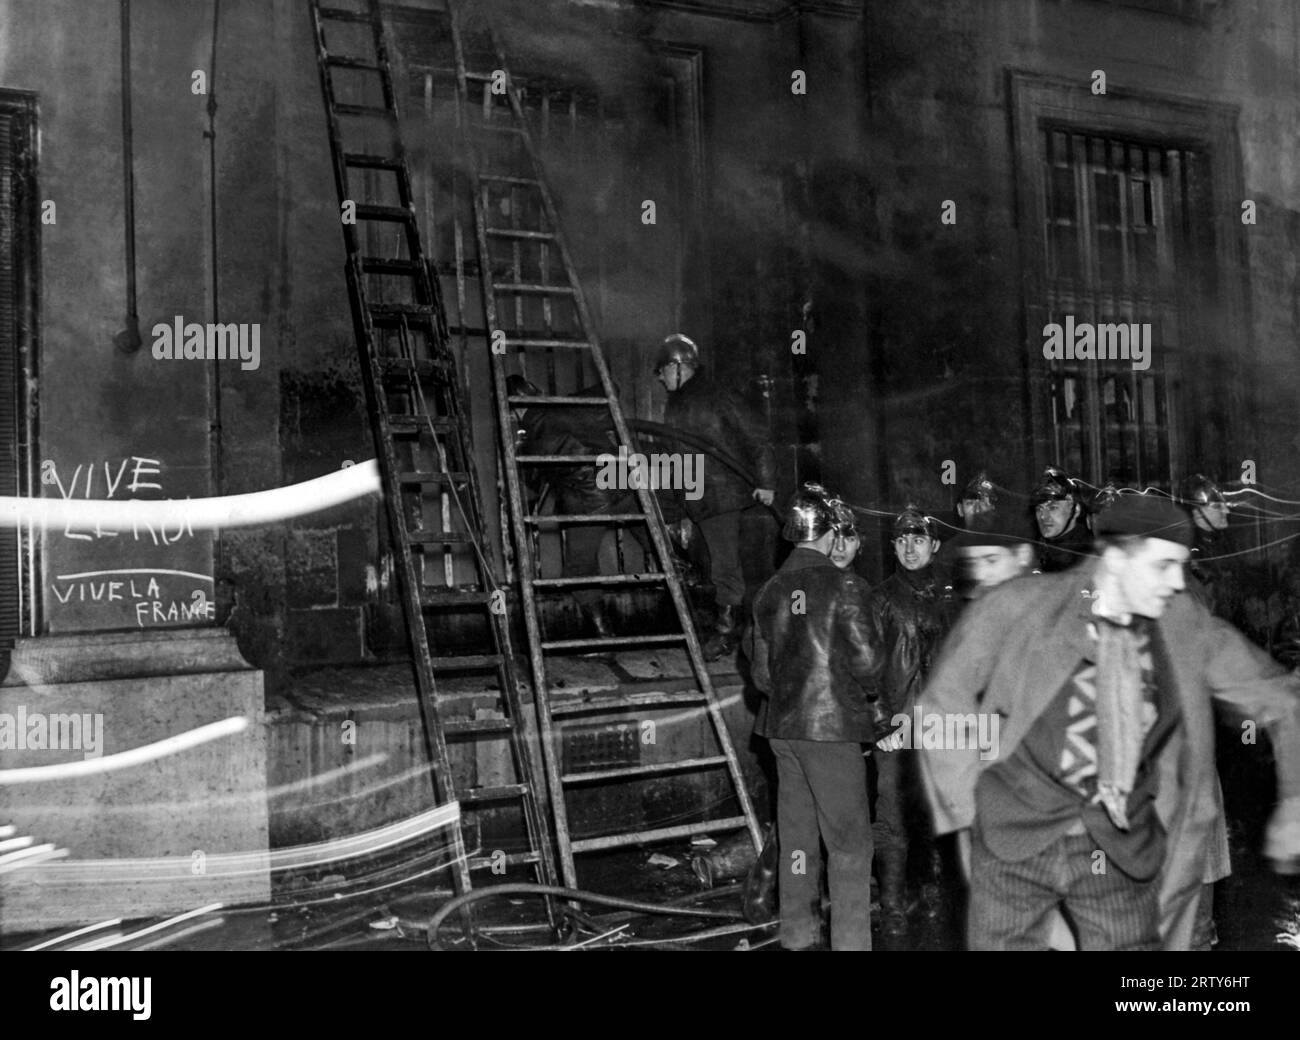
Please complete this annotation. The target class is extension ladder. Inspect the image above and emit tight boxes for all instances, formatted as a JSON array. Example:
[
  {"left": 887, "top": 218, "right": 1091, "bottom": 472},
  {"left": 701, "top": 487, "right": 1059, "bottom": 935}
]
[
  {"left": 444, "top": 0, "right": 763, "bottom": 888},
  {"left": 309, "top": 0, "right": 557, "bottom": 905}
]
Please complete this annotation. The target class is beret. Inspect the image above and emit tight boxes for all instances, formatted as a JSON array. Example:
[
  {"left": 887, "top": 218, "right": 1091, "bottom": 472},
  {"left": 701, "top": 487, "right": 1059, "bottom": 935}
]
[{"left": 1094, "top": 493, "right": 1193, "bottom": 546}]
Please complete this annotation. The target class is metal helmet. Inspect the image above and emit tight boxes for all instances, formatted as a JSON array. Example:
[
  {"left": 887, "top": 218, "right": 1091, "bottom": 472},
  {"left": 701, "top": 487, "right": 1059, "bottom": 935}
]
[
  {"left": 1179, "top": 473, "right": 1225, "bottom": 508},
  {"left": 654, "top": 333, "right": 700, "bottom": 373},
  {"left": 893, "top": 504, "right": 938, "bottom": 541},
  {"left": 1031, "top": 466, "right": 1081, "bottom": 506},
  {"left": 1090, "top": 482, "right": 1124, "bottom": 517},
  {"left": 782, "top": 482, "right": 840, "bottom": 542},
  {"left": 505, "top": 374, "right": 542, "bottom": 398},
  {"left": 959, "top": 471, "right": 998, "bottom": 514},
  {"left": 830, "top": 499, "right": 859, "bottom": 539}
]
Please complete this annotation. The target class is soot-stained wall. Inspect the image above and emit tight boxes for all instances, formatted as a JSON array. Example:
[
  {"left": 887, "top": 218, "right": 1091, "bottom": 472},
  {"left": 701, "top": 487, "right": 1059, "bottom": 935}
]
[{"left": 6, "top": 0, "right": 1298, "bottom": 690}]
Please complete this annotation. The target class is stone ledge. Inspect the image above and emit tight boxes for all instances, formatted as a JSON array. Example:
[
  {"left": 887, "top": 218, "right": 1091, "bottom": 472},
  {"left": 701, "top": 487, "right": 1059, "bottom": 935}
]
[{"left": 2, "top": 627, "right": 254, "bottom": 686}]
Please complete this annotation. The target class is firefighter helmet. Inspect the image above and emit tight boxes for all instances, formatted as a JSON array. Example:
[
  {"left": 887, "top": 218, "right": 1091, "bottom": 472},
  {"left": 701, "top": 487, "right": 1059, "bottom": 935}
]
[
  {"left": 831, "top": 499, "right": 859, "bottom": 539},
  {"left": 893, "top": 504, "right": 938, "bottom": 541},
  {"left": 782, "top": 482, "right": 842, "bottom": 542},
  {"left": 1090, "top": 482, "right": 1125, "bottom": 517},
  {"left": 654, "top": 333, "right": 700, "bottom": 373},
  {"left": 958, "top": 471, "right": 998, "bottom": 515},
  {"left": 1179, "top": 473, "right": 1225, "bottom": 508},
  {"left": 1031, "top": 466, "right": 1082, "bottom": 506}
]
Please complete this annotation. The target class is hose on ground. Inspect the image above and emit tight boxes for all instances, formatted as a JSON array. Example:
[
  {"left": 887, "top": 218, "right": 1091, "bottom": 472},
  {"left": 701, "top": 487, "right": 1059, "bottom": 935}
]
[{"left": 426, "top": 882, "right": 772, "bottom": 951}]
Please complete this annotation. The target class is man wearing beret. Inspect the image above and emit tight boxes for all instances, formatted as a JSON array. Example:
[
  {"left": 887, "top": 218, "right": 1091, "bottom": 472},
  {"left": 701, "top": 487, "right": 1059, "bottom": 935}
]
[{"left": 918, "top": 493, "right": 1300, "bottom": 950}]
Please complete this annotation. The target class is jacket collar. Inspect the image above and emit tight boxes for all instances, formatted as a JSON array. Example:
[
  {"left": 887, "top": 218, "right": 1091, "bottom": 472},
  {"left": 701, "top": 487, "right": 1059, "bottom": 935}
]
[{"left": 781, "top": 546, "right": 837, "bottom": 572}]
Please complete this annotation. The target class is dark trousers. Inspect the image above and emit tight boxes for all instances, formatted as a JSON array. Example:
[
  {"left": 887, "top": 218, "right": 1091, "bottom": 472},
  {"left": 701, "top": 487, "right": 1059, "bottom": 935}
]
[
  {"left": 770, "top": 737, "right": 874, "bottom": 950},
  {"left": 968, "top": 827, "right": 1161, "bottom": 950},
  {"left": 563, "top": 493, "right": 652, "bottom": 608},
  {"left": 698, "top": 510, "right": 745, "bottom": 607}
]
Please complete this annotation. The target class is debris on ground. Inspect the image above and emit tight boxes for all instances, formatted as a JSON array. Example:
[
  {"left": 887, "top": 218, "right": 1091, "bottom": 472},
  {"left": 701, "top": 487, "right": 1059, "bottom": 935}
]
[{"left": 647, "top": 852, "right": 679, "bottom": 869}]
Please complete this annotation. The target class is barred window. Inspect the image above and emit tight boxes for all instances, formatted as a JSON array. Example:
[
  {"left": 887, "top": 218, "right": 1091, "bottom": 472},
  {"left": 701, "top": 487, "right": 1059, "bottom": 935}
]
[{"left": 1040, "top": 128, "right": 1213, "bottom": 490}]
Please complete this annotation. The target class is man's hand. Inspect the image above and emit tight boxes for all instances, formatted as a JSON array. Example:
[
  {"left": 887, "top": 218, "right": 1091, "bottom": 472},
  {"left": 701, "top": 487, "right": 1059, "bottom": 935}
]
[
  {"left": 753, "top": 488, "right": 775, "bottom": 507},
  {"left": 1264, "top": 795, "right": 1300, "bottom": 875},
  {"left": 875, "top": 729, "right": 907, "bottom": 753},
  {"left": 669, "top": 518, "right": 694, "bottom": 550}
]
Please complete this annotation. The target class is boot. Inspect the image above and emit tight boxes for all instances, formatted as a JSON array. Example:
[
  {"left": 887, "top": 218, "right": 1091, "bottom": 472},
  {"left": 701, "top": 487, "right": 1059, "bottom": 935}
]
[
  {"left": 876, "top": 850, "right": 909, "bottom": 937},
  {"left": 702, "top": 604, "right": 741, "bottom": 661}
]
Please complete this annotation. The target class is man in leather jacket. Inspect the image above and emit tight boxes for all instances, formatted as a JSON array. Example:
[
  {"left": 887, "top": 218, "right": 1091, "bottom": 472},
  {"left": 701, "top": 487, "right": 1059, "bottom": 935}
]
[
  {"left": 866, "top": 506, "right": 959, "bottom": 935},
  {"left": 746, "top": 483, "right": 885, "bottom": 950},
  {"left": 656, "top": 334, "right": 777, "bottom": 660}
]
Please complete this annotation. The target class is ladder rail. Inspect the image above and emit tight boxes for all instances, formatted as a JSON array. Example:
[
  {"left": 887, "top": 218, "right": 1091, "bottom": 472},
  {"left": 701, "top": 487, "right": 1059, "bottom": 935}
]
[
  {"left": 309, "top": 0, "right": 560, "bottom": 909},
  {"left": 447, "top": 1, "right": 762, "bottom": 889}
]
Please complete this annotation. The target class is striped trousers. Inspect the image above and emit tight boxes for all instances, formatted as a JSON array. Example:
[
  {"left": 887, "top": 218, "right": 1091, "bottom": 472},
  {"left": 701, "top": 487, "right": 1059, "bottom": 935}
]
[{"left": 968, "top": 828, "right": 1161, "bottom": 951}]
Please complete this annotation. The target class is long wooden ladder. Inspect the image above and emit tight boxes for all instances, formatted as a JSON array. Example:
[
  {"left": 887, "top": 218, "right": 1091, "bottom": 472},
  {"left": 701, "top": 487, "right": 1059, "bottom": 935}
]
[
  {"left": 309, "top": 0, "right": 558, "bottom": 906},
  {"left": 444, "top": 0, "right": 763, "bottom": 888}
]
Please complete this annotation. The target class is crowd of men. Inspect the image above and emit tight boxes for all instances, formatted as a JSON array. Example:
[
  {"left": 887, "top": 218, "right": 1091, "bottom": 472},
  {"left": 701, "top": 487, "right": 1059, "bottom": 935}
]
[
  {"left": 748, "top": 474, "right": 1300, "bottom": 951},
  {"left": 513, "top": 331, "right": 1300, "bottom": 951}
]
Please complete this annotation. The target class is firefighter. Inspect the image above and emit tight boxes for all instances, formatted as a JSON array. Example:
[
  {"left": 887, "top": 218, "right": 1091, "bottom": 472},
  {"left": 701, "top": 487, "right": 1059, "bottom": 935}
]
[
  {"left": 655, "top": 333, "right": 777, "bottom": 660},
  {"left": 866, "top": 506, "right": 960, "bottom": 935},
  {"left": 1031, "top": 465, "right": 1092, "bottom": 573},
  {"left": 746, "top": 482, "right": 886, "bottom": 950},
  {"left": 956, "top": 471, "right": 998, "bottom": 528},
  {"left": 507, "top": 374, "right": 649, "bottom": 637}
]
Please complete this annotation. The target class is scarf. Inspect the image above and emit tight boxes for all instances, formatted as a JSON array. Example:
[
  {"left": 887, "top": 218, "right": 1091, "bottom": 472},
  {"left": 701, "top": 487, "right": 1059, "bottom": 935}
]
[{"left": 1092, "top": 615, "right": 1146, "bottom": 830}]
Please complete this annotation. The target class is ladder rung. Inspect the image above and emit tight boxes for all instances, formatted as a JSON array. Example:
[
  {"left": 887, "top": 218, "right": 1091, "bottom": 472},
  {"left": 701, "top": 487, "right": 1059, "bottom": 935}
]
[
  {"left": 514, "top": 454, "right": 603, "bottom": 464},
  {"left": 318, "top": 7, "right": 373, "bottom": 23},
  {"left": 325, "top": 55, "right": 381, "bottom": 71},
  {"left": 420, "top": 588, "right": 498, "bottom": 607},
  {"left": 335, "top": 103, "right": 395, "bottom": 119},
  {"left": 541, "top": 634, "right": 683, "bottom": 651},
  {"left": 344, "top": 152, "right": 402, "bottom": 171},
  {"left": 492, "top": 282, "right": 576, "bottom": 296},
  {"left": 445, "top": 717, "right": 514, "bottom": 736},
  {"left": 563, "top": 756, "right": 729, "bottom": 785},
  {"left": 503, "top": 338, "right": 592, "bottom": 350},
  {"left": 431, "top": 655, "right": 502, "bottom": 671},
  {"left": 551, "top": 691, "right": 708, "bottom": 717},
  {"left": 370, "top": 303, "right": 439, "bottom": 321},
  {"left": 506, "top": 395, "right": 607, "bottom": 406},
  {"left": 407, "top": 531, "right": 476, "bottom": 545},
  {"left": 532, "top": 573, "right": 665, "bottom": 588},
  {"left": 363, "top": 256, "right": 421, "bottom": 274},
  {"left": 396, "top": 470, "right": 469, "bottom": 484},
  {"left": 356, "top": 203, "right": 415, "bottom": 223},
  {"left": 469, "top": 851, "right": 542, "bottom": 870},
  {"left": 485, "top": 228, "right": 555, "bottom": 241},
  {"left": 525, "top": 513, "right": 647, "bottom": 524},
  {"left": 386, "top": 414, "right": 456, "bottom": 431},
  {"left": 380, "top": 358, "right": 450, "bottom": 379},
  {"left": 459, "top": 783, "right": 529, "bottom": 804},
  {"left": 481, "top": 175, "right": 541, "bottom": 186},
  {"left": 571, "top": 817, "right": 750, "bottom": 855}
]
